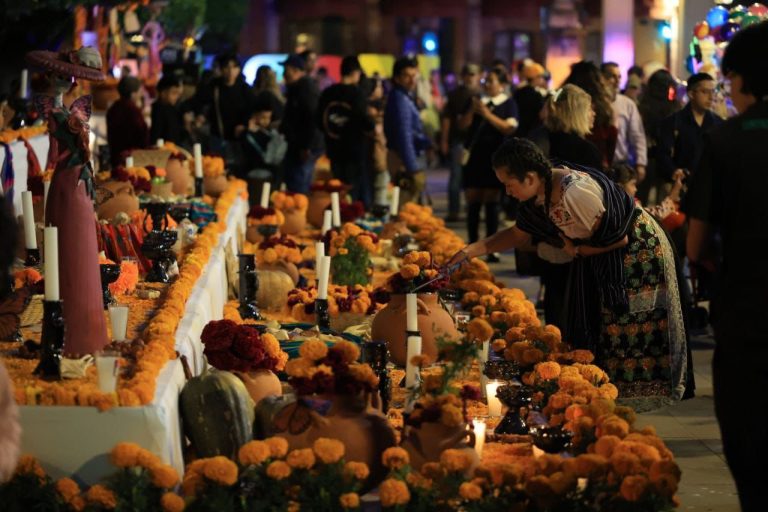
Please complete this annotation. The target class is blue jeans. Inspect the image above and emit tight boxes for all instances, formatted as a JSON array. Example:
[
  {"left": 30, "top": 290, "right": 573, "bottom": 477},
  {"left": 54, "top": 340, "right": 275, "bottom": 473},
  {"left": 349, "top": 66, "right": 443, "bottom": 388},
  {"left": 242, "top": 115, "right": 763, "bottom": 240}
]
[
  {"left": 448, "top": 143, "right": 464, "bottom": 216},
  {"left": 283, "top": 150, "right": 320, "bottom": 194}
]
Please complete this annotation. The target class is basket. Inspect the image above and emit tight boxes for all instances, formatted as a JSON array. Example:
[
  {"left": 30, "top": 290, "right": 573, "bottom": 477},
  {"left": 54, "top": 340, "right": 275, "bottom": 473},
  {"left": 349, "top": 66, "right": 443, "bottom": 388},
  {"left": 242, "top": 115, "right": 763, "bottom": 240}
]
[{"left": 20, "top": 294, "right": 44, "bottom": 327}]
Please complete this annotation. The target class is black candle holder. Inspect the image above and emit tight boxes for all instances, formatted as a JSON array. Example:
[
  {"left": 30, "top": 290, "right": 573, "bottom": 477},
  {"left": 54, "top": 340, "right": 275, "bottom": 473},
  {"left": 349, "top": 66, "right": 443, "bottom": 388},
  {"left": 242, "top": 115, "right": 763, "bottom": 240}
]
[
  {"left": 34, "top": 300, "right": 65, "bottom": 378},
  {"left": 238, "top": 254, "right": 262, "bottom": 320},
  {"left": 315, "top": 298, "right": 330, "bottom": 331},
  {"left": 530, "top": 424, "right": 574, "bottom": 454},
  {"left": 141, "top": 202, "right": 178, "bottom": 283},
  {"left": 494, "top": 384, "right": 533, "bottom": 435},
  {"left": 194, "top": 177, "right": 203, "bottom": 197},
  {"left": 363, "top": 341, "right": 391, "bottom": 413},
  {"left": 25, "top": 247, "right": 40, "bottom": 267},
  {"left": 371, "top": 204, "right": 390, "bottom": 221},
  {"left": 257, "top": 224, "right": 279, "bottom": 239},
  {"left": 100, "top": 264, "right": 121, "bottom": 309}
]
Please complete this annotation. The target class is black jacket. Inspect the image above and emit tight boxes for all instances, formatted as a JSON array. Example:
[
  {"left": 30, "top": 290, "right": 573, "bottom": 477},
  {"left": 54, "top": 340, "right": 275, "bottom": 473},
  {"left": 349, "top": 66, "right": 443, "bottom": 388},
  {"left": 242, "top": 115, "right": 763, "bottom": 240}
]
[
  {"left": 281, "top": 76, "right": 322, "bottom": 154},
  {"left": 193, "top": 76, "right": 254, "bottom": 140},
  {"left": 316, "top": 83, "right": 373, "bottom": 162},
  {"left": 656, "top": 103, "right": 723, "bottom": 181},
  {"left": 150, "top": 101, "right": 183, "bottom": 145}
]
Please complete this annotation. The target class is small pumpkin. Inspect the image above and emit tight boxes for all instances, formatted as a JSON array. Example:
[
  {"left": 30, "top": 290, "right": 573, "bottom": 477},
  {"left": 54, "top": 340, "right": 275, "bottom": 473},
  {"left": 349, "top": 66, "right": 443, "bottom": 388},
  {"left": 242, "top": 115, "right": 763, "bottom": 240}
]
[
  {"left": 256, "top": 268, "right": 294, "bottom": 311},
  {"left": 179, "top": 367, "right": 255, "bottom": 459}
]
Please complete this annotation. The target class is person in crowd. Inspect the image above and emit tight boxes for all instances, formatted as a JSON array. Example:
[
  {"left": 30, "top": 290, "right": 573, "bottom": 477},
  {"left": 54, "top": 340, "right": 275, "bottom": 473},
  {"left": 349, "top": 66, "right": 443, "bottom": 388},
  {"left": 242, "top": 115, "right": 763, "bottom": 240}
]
[
  {"left": 280, "top": 53, "right": 322, "bottom": 193},
  {"left": 450, "top": 137, "right": 688, "bottom": 404},
  {"left": 623, "top": 73, "right": 643, "bottom": 103},
  {"left": 240, "top": 98, "right": 286, "bottom": 190},
  {"left": 462, "top": 68, "right": 518, "bottom": 259},
  {"left": 637, "top": 69, "right": 680, "bottom": 203},
  {"left": 362, "top": 76, "right": 389, "bottom": 206},
  {"left": 685, "top": 22, "right": 768, "bottom": 510},
  {"left": 301, "top": 49, "right": 318, "bottom": 78},
  {"left": 490, "top": 59, "right": 512, "bottom": 95},
  {"left": 440, "top": 63, "right": 481, "bottom": 222},
  {"left": 601, "top": 62, "right": 648, "bottom": 187},
  {"left": 316, "top": 66, "right": 334, "bottom": 91},
  {"left": 514, "top": 60, "right": 549, "bottom": 138},
  {"left": 150, "top": 74, "right": 184, "bottom": 145},
  {"left": 384, "top": 56, "right": 432, "bottom": 205},
  {"left": 0, "top": 95, "right": 27, "bottom": 130},
  {"left": 252, "top": 65, "right": 284, "bottom": 125},
  {"left": 106, "top": 75, "right": 149, "bottom": 169},
  {"left": 657, "top": 72, "right": 722, "bottom": 184},
  {"left": 563, "top": 61, "right": 617, "bottom": 170},
  {"left": 316, "top": 55, "right": 374, "bottom": 205}
]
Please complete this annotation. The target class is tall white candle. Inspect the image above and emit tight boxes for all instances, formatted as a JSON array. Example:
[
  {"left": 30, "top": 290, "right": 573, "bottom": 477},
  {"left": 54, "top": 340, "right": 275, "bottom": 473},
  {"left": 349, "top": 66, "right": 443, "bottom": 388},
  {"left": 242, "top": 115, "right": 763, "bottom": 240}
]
[
  {"left": 20, "top": 69, "right": 28, "bottom": 99},
  {"left": 260, "top": 182, "right": 271, "bottom": 208},
  {"left": 330, "top": 192, "right": 341, "bottom": 227},
  {"left": 406, "top": 293, "right": 418, "bottom": 332},
  {"left": 314, "top": 241, "right": 325, "bottom": 278},
  {"left": 405, "top": 335, "right": 422, "bottom": 388},
  {"left": 193, "top": 143, "right": 203, "bottom": 178},
  {"left": 321, "top": 210, "right": 333, "bottom": 235},
  {"left": 486, "top": 380, "right": 503, "bottom": 417},
  {"left": 317, "top": 255, "right": 331, "bottom": 299},
  {"left": 480, "top": 340, "right": 490, "bottom": 364},
  {"left": 125, "top": 156, "right": 134, "bottom": 168},
  {"left": 279, "top": 182, "right": 287, "bottom": 192},
  {"left": 473, "top": 418, "right": 487, "bottom": 459},
  {"left": 390, "top": 186, "right": 400, "bottom": 216},
  {"left": 156, "top": 138, "right": 165, "bottom": 148},
  {"left": 44, "top": 227, "right": 59, "bottom": 301},
  {"left": 43, "top": 181, "right": 50, "bottom": 219},
  {"left": 21, "top": 191, "right": 37, "bottom": 249}
]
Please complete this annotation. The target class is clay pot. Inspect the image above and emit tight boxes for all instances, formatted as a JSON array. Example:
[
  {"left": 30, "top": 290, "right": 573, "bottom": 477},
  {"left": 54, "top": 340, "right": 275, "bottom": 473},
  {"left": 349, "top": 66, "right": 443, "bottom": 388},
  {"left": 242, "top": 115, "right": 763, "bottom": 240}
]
[
  {"left": 400, "top": 421, "right": 478, "bottom": 473},
  {"left": 203, "top": 175, "right": 228, "bottom": 197},
  {"left": 281, "top": 208, "right": 308, "bottom": 235},
  {"left": 262, "top": 261, "right": 300, "bottom": 285},
  {"left": 371, "top": 293, "right": 460, "bottom": 367},
  {"left": 166, "top": 158, "right": 191, "bottom": 195},
  {"left": 97, "top": 180, "right": 140, "bottom": 221},
  {"left": 273, "top": 393, "right": 396, "bottom": 491},
  {"left": 235, "top": 369, "right": 283, "bottom": 407},
  {"left": 307, "top": 190, "right": 332, "bottom": 228}
]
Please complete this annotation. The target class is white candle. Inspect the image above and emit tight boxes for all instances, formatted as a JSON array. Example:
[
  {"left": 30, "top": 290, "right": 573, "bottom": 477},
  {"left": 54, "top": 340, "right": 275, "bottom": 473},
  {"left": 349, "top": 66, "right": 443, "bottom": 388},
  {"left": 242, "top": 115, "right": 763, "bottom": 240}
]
[
  {"left": 43, "top": 181, "right": 50, "bottom": 219},
  {"left": 405, "top": 334, "right": 422, "bottom": 388},
  {"left": 108, "top": 305, "right": 129, "bottom": 342},
  {"left": 406, "top": 293, "right": 418, "bottom": 332},
  {"left": 193, "top": 144, "right": 203, "bottom": 178},
  {"left": 330, "top": 192, "right": 341, "bottom": 227},
  {"left": 473, "top": 418, "right": 487, "bottom": 459},
  {"left": 321, "top": 210, "right": 333, "bottom": 235},
  {"left": 156, "top": 138, "right": 165, "bottom": 148},
  {"left": 486, "top": 380, "right": 503, "bottom": 417},
  {"left": 20, "top": 69, "right": 28, "bottom": 99},
  {"left": 279, "top": 182, "right": 287, "bottom": 192},
  {"left": 95, "top": 350, "right": 120, "bottom": 392},
  {"left": 260, "top": 182, "right": 271, "bottom": 208},
  {"left": 21, "top": 191, "right": 37, "bottom": 249},
  {"left": 125, "top": 156, "right": 134, "bottom": 168},
  {"left": 317, "top": 255, "right": 331, "bottom": 300},
  {"left": 314, "top": 241, "right": 325, "bottom": 277},
  {"left": 480, "top": 340, "right": 490, "bottom": 364},
  {"left": 44, "top": 227, "right": 59, "bottom": 301},
  {"left": 390, "top": 186, "right": 400, "bottom": 216}
]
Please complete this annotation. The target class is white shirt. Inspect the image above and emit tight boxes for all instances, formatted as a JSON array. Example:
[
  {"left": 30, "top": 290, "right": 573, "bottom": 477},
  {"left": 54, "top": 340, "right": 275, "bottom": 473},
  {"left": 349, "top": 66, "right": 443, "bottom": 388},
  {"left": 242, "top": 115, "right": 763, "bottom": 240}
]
[{"left": 612, "top": 93, "right": 648, "bottom": 167}]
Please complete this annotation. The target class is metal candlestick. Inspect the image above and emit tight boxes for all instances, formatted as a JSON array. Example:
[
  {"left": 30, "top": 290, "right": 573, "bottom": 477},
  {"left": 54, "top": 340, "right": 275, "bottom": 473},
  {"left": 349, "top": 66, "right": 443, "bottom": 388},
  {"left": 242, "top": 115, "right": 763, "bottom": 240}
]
[
  {"left": 141, "top": 202, "right": 178, "bottom": 283},
  {"left": 194, "top": 177, "right": 203, "bottom": 197},
  {"left": 34, "top": 300, "right": 65, "bottom": 378},
  {"left": 24, "top": 248, "right": 40, "bottom": 267},
  {"left": 315, "top": 298, "right": 330, "bottom": 331},
  {"left": 238, "top": 254, "right": 262, "bottom": 320},
  {"left": 371, "top": 204, "right": 390, "bottom": 221},
  {"left": 100, "top": 264, "right": 121, "bottom": 309},
  {"left": 363, "top": 341, "right": 391, "bottom": 413}
]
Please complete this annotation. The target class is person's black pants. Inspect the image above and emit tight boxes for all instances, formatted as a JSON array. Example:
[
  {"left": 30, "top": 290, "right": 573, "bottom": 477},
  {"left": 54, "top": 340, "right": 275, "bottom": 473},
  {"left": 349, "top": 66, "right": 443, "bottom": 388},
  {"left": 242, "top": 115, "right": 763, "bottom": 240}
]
[
  {"left": 331, "top": 156, "right": 370, "bottom": 208},
  {"left": 541, "top": 261, "right": 571, "bottom": 329}
]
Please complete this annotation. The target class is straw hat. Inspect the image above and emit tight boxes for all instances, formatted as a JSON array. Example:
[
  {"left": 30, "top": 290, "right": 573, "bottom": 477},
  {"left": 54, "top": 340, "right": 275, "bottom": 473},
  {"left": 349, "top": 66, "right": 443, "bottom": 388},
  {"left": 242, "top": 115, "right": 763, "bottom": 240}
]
[{"left": 26, "top": 47, "right": 105, "bottom": 82}]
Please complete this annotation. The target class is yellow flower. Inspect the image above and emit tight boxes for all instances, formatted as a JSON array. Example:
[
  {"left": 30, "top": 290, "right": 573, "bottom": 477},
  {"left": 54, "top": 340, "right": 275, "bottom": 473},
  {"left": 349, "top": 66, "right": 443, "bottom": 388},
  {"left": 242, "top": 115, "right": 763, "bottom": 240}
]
[
  {"left": 440, "top": 449, "right": 473, "bottom": 473},
  {"left": 620, "top": 475, "right": 649, "bottom": 502},
  {"left": 298, "top": 338, "right": 328, "bottom": 361},
  {"left": 343, "top": 461, "right": 370, "bottom": 480},
  {"left": 287, "top": 448, "right": 316, "bottom": 469},
  {"left": 313, "top": 438, "right": 345, "bottom": 464},
  {"left": 239, "top": 440, "right": 272, "bottom": 466},
  {"left": 440, "top": 404, "right": 464, "bottom": 427},
  {"left": 459, "top": 482, "right": 483, "bottom": 501},
  {"left": 265, "top": 437, "right": 289, "bottom": 459},
  {"left": 399, "top": 263, "right": 421, "bottom": 280},
  {"left": 85, "top": 484, "right": 117, "bottom": 509},
  {"left": 160, "top": 492, "right": 186, "bottom": 512},
  {"left": 285, "top": 357, "right": 315, "bottom": 378},
  {"left": 203, "top": 456, "right": 239, "bottom": 486},
  {"left": 338, "top": 247, "right": 349, "bottom": 255},
  {"left": 379, "top": 478, "right": 410, "bottom": 507},
  {"left": 15, "top": 454, "right": 46, "bottom": 480},
  {"left": 332, "top": 340, "right": 360, "bottom": 364},
  {"left": 340, "top": 492, "right": 360, "bottom": 509},
  {"left": 266, "top": 460, "right": 292, "bottom": 480},
  {"left": 348, "top": 363, "right": 379, "bottom": 388},
  {"left": 467, "top": 317, "right": 494, "bottom": 342},
  {"left": 151, "top": 464, "right": 180, "bottom": 488},
  {"left": 491, "top": 339, "right": 507, "bottom": 352},
  {"left": 55, "top": 478, "right": 81, "bottom": 503},
  {"left": 382, "top": 447, "right": 410, "bottom": 470},
  {"left": 536, "top": 361, "right": 562, "bottom": 380}
]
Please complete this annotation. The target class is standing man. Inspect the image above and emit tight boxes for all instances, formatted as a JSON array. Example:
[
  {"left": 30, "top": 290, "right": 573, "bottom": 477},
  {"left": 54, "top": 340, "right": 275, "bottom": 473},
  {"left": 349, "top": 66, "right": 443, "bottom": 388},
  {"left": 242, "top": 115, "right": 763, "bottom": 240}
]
[
  {"left": 384, "top": 56, "right": 432, "bottom": 205},
  {"left": 601, "top": 62, "right": 647, "bottom": 180},
  {"left": 106, "top": 76, "right": 149, "bottom": 169},
  {"left": 151, "top": 74, "right": 184, "bottom": 145},
  {"left": 440, "top": 63, "right": 480, "bottom": 222},
  {"left": 685, "top": 21, "right": 768, "bottom": 512},
  {"left": 514, "top": 60, "right": 549, "bottom": 138},
  {"left": 317, "top": 56, "right": 374, "bottom": 205},
  {"left": 281, "top": 54, "right": 322, "bottom": 193}
]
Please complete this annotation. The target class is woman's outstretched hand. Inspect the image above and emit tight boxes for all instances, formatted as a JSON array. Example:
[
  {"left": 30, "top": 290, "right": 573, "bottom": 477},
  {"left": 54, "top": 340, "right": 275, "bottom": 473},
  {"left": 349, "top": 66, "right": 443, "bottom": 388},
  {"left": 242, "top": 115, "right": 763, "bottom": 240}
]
[{"left": 447, "top": 247, "right": 471, "bottom": 268}]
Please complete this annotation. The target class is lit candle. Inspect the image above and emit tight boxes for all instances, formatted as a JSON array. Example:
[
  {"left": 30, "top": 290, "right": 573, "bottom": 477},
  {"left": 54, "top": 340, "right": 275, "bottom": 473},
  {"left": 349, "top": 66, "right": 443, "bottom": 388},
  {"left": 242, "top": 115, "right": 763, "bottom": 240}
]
[
  {"left": 125, "top": 156, "right": 134, "bottom": 168},
  {"left": 317, "top": 255, "right": 331, "bottom": 300},
  {"left": 43, "top": 181, "right": 50, "bottom": 219},
  {"left": 473, "top": 418, "right": 487, "bottom": 459},
  {"left": 260, "top": 182, "right": 271, "bottom": 208},
  {"left": 314, "top": 241, "right": 325, "bottom": 277},
  {"left": 44, "top": 227, "right": 59, "bottom": 301},
  {"left": 20, "top": 69, "right": 28, "bottom": 99},
  {"left": 390, "top": 186, "right": 400, "bottom": 216},
  {"left": 21, "top": 191, "right": 37, "bottom": 249},
  {"left": 486, "top": 380, "right": 503, "bottom": 417},
  {"left": 405, "top": 334, "right": 422, "bottom": 388},
  {"left": 330, "top": 192, "right": 341, "bottom": 227},
  {"left": 321, "top": 210, "right": 333, "bottom": 235},
  {"left": 156, "top": 138, "right": 165, "bottom": 148},
  {"left": 406, "top": 293, "right": 418, "bottom": 333},
  {"left": 193, "top": 143, "right": 203, "bottom": 178}
]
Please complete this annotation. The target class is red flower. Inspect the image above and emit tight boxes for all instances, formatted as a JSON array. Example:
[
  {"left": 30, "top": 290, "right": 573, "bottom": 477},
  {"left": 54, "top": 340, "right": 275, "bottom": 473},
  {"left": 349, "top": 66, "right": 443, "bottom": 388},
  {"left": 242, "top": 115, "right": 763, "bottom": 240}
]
[
  {"left": 232, "top": 328, "right": 266, "bottom": 363},
  {"left": 248, "top": 205, "right": 277, "bottom": 219},
  {"left": 201, "top": 319, "right": 239, "bottom": 352}
]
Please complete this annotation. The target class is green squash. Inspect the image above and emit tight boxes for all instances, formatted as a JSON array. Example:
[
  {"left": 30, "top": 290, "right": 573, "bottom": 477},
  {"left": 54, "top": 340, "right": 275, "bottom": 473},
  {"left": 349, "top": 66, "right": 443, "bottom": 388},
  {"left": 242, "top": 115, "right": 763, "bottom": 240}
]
[{"left": 180, "top": 367, "right": 256, "bottom": 459}]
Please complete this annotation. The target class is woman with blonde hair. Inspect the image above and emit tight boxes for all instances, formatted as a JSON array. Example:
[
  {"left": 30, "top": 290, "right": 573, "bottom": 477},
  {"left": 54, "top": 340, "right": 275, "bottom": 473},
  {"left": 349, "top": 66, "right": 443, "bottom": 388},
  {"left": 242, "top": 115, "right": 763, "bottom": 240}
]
[
  {"left": 541, "top": 84, "right": 603, "bottom": 170},
  {"left": 253, "top": 65, "right": 285, "bottom": 124}
]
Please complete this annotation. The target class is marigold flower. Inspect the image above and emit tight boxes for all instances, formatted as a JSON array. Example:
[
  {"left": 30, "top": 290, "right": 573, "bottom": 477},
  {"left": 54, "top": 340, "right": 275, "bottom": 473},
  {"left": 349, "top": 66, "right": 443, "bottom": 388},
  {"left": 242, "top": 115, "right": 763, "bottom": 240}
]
[
  {"left": 459, "top": 482, "right": 483, "bottom": 501},
  {"left": 298, "top": 338, "right": 328, "bottom": 361},
  {"left": 55, "top": 478, "right": 80, "bottom": 503},
  {"left": 467, "top": 317, "right": 494, "bottom": 342},
  {"left": 410, "top": 354, "right": 432, "bottom": 367},
  {"left": 332, "top": 340, "right": 361, "bottom": 364},
  {"left": 440, "top": 449, "right": 473, "bottom": 473},
  {"left": 85, "top": 484, "right": 117, "bottom": 509},
  {"left": 339, "top": 492, "right": 360, "bottom": 509},
  {"left": 265, "top": 437, "right": 289, "bottom": 459},
  {"left": 620, "top": 474, "right": 648, "bottom": 501},
  {"left": 15, "top": 454, "right": 46, "bottom": 480},
  {"left": 400, "top": 263, "right": 420, "bottom": 280},
  {"left": 536, "top": 361, "right": 562, "bottom": 380},
  {"left": 151, "top": 464, "right": 180, "bottom": 488},
  {"left": 203, "top": 456, "right": 239, "bottom": 486},
  {"left": 440, "top": 404, "right": 465, "bottom": 427},
  {"left": 266, "top": 460, "right": 292, "bottom": 480},
  {"left": 610, "top": 451, "right": 643, "bottom": 477},
  {"left": 239, "top": 440, "right": 272, "bottom": 466},
  {"left": 313, "top": 438, "right": 345, "bottom": 464},
  {"left": 287, "top": 448, "right": 315, "bottom": 469},
  {"left": 570, "top": 349, "right": 594, "bottom": 364},
  {"left": 160, "top": 492, "right": 185, "bottom": 512},
  {"left": 379, "top": 478, "right": 410, "bottom": 507},
  {"left": 343, "top": 461, "right": 370, "bottom": 480},
  {"left": 382, "top": 447, "right": 410, "bottom": 470},
  {"left": 522, "top": 348, "right": 545, "bottom": 365},
  {"left": 491, "top": 338, "right": 507, "bottom": 352}
]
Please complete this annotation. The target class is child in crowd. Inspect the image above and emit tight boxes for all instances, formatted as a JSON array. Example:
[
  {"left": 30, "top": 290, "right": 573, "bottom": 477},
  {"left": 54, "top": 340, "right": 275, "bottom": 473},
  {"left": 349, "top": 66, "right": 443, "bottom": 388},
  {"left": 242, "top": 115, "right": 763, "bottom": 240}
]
[
  {"left": 612, "top": 163, "right": 686, "bottom": 234},
  {"left": 240, "top": 99, "right": 287, "bottom": 188}
]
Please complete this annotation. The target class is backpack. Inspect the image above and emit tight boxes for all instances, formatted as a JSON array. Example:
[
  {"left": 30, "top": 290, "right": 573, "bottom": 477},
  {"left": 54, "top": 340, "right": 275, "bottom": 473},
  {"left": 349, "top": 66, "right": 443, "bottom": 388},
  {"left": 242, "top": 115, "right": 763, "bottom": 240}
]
[{"left": 246, "top": 129, "right": 288, "bottom": 166}]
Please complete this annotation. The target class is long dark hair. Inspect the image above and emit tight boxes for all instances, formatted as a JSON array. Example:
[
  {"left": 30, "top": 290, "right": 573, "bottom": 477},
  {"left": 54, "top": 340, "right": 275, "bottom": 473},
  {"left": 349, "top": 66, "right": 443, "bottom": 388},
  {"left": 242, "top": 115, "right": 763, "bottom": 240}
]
[
  {"left": 492, "top": 138, "right": 554, "bottom": 214},
  {"left": 563, "top": 61, "right": 613, "bottom": 130},
  {"left": 639, "top": 69, "right": 680, "bottom": 142}
]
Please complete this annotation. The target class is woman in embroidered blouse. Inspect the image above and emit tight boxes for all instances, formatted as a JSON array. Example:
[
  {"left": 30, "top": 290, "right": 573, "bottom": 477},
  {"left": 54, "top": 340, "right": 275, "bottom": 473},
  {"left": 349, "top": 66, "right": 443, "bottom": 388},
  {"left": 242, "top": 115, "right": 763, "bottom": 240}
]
[
  {"left": 451, "top": 138, "right": 688, "bottom": 405},
  {"left": 461, "top": 69, "right": 519, "bottom": 259}
]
